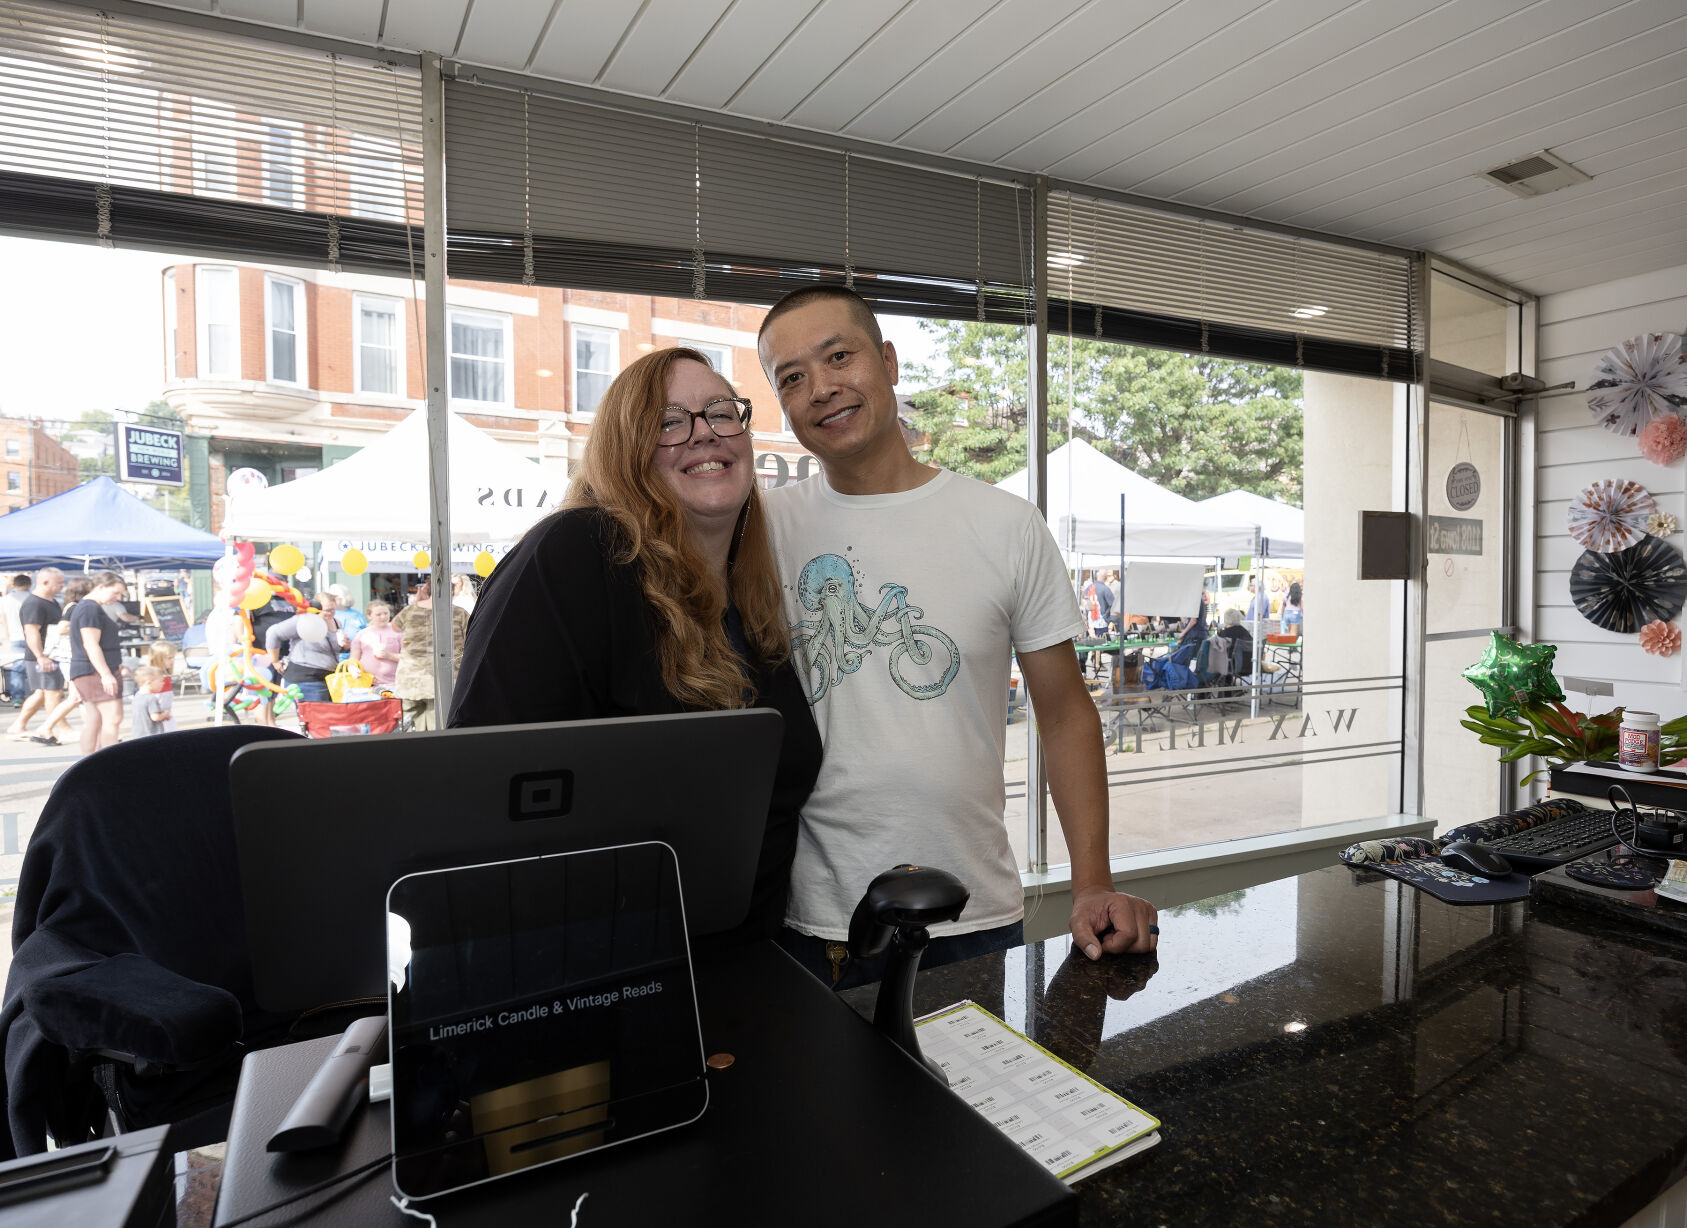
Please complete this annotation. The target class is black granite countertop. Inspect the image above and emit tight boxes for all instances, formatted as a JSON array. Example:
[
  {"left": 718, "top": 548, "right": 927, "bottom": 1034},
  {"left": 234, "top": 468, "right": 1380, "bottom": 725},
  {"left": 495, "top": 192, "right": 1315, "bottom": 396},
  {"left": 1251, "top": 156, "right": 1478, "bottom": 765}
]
[{"left": 844, "top": 865, "right": 1687, "bottom": 1227}]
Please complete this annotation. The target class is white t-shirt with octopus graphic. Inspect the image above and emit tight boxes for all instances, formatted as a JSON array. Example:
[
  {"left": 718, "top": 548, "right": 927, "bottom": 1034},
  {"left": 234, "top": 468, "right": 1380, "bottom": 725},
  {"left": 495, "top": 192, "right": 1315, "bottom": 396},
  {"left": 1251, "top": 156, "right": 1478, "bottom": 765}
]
[{"left": 764, "top": 468, "right": 1084, "bottom": 941}]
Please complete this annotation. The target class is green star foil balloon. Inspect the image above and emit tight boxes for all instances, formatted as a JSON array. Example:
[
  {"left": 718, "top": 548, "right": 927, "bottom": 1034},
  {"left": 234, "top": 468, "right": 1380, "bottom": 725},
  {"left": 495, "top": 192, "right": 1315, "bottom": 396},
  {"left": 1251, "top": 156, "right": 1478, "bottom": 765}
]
[{"left": 1462, "top": 632, "right": 1566, "bottom": 719}]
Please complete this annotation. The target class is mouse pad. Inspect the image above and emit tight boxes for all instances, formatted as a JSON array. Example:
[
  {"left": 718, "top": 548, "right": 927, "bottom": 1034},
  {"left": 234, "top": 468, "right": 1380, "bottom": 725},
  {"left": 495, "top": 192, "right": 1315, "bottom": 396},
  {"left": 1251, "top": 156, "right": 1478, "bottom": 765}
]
[{"left": 1366, "top": 856, "right": 1532, "bottom": 905}]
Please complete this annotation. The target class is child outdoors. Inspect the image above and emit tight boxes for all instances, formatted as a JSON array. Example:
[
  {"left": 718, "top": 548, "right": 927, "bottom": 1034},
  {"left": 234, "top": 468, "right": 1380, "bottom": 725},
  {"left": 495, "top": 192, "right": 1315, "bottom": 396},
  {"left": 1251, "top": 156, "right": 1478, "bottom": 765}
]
[{"left": 131, "top": 665, "right": 177, "bottom": 737}]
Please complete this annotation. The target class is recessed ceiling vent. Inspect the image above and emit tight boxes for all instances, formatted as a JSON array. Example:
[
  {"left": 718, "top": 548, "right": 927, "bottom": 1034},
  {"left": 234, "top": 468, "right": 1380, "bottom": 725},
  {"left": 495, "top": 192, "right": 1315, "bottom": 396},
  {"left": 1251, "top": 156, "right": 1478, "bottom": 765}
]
[{"left": 1480, "top": 149, "right": 1592, "bottom": 198}]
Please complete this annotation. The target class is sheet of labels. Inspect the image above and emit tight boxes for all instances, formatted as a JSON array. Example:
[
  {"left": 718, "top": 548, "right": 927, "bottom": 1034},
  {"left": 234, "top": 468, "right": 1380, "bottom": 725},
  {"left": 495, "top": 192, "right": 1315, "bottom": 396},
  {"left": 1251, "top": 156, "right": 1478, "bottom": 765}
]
[{"left": 917, "top": 1000, "right": 1160, "bottom": 1183}]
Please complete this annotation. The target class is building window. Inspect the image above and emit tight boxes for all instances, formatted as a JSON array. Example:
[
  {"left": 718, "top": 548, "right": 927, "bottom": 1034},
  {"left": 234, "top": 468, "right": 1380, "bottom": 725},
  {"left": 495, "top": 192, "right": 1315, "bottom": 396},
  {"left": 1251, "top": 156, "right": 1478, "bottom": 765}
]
[
  {"left": 263, "top": 124, "right": 304, "bottom": 209},
  {"left": 6, "top": 472, "right": 19, "bottom": 493},
  {"left": 449, "top": 309, "right": 510, "bottom": 405},
  {"left": 163, "top": 269, "right": 178, "bottom": 380},
  {"left": 196, "top": 266, "right": 239, "bottom": 378},
  {"left": 266, "top": 274, "right": 305, "bottom": 385},
  {"left": 5, "top": 440, "right": 18, "bottom": 460},
  {"left": 683, "top": 340, "right": 731, "bottom": 381},
  {"left": 573, "top": 324, "right": 618, "bottom": 417},
  {"left": 350, "top": 136, "right": 405, "bottom": 221},
  {"left": 355, "top": 295, "right": 403, "bottom": 396},
  {"left": 192, "top": 102, "right": 237, "bottom": 198}
]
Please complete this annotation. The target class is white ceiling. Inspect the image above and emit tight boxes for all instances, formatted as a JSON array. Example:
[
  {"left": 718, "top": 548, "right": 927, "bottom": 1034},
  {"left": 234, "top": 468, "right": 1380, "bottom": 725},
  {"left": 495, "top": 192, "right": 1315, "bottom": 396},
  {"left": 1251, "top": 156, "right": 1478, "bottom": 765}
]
[{"left": 131, "top": 0, "right": 1687, "bottom": 297}]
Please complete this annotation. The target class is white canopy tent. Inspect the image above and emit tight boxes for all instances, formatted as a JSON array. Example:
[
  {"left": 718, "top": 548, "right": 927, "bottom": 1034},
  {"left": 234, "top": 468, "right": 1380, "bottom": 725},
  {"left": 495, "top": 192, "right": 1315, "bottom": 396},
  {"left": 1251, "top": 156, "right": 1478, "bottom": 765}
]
[
  {"left": 997, "top": 439, "right": 1260, "bottom": 561},
  {"left": 1198, "top": 490, "right": 1304, "bottom": 560},
  {"left": 222, "top": 411, "right": 566, "bottom": 549}
]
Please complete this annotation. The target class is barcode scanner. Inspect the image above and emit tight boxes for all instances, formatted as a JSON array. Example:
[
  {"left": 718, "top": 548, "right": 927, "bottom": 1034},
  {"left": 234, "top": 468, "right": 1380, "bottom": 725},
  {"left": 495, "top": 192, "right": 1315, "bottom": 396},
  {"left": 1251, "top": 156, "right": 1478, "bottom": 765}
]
[{"left": 848, "top": 864, "right": 969, "bottom": 1085}]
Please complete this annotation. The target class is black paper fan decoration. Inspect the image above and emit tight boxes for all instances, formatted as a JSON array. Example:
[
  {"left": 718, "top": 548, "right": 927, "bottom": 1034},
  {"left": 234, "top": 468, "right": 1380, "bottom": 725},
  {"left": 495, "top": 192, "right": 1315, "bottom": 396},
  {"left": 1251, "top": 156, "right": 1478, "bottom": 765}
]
[{"left": 1570, "top": 537, "right": 1687, "bottom": 633}]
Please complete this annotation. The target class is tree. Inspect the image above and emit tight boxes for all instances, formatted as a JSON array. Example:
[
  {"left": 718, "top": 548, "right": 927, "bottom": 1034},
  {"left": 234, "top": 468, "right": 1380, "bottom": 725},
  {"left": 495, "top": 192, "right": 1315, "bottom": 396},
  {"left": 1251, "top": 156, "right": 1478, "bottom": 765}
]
[{"left": 901, "top": 321, "right": 1303, "bottom": 503}]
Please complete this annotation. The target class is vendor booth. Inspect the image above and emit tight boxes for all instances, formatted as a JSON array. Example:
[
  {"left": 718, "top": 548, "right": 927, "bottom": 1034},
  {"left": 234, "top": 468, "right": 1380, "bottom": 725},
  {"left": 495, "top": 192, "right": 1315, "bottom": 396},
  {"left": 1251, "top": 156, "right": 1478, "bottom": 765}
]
[{"left": 221, "top": 411, "right": 565, "bottom": 600}]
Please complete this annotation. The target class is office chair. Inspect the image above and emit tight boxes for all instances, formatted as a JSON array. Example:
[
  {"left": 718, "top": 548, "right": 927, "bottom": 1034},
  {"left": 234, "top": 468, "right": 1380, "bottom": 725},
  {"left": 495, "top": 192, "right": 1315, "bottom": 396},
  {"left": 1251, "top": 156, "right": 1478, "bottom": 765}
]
[{"left": 0, "top": 725, "right": 317, "bottom": 1158}]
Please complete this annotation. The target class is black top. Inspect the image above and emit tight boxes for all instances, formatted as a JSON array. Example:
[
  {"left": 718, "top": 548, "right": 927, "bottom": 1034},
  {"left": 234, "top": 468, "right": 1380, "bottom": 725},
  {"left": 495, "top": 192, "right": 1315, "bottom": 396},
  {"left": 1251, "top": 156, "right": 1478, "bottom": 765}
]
[
  {"left": 67, "top": 598, "right": 119, "bottom": 680},
  {"left": 449, "top": 508, "right": 822, "bottom": 944},
  {"left": 17, "top": 594, "right": 60, "bottom": 648}
]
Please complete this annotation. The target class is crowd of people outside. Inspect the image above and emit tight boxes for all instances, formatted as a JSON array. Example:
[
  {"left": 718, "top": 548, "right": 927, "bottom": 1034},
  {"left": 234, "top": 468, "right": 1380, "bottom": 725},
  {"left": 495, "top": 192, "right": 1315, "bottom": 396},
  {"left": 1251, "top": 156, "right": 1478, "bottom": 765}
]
[{"left": 0, "top": 564, "right": 481, "bottom": 752}]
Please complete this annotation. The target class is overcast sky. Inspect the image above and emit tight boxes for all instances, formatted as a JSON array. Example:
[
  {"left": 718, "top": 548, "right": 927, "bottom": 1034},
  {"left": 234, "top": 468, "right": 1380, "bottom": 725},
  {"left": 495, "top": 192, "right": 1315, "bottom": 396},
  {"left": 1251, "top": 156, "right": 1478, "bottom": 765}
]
[
  {"left": 0, "top": 234, "right": 943, "bottom": 428},
  {"left": 0, "top": 237, "right": 169, "bottom": 421}
]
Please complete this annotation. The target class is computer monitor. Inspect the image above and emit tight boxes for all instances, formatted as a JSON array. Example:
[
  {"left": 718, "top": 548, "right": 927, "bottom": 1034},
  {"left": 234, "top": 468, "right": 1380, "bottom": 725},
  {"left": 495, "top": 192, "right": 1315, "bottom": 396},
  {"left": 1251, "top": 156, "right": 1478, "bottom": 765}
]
[{"left": 230, "top": 708, "right": 784, "bottom": 1014}]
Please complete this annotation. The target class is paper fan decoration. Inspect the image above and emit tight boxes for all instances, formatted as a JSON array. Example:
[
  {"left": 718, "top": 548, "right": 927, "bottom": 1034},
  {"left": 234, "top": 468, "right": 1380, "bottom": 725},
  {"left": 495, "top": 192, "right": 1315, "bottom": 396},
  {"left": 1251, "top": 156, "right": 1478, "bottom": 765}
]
[
  {"left": 1587, "top": 332, "right": 1687, "bottom": 437},
  {"left": 1566, "top": 478, "right": 1655, "bottom": 552},
  {"left": 1569, "top": 537, "right": 1687, "bottom": 633}
]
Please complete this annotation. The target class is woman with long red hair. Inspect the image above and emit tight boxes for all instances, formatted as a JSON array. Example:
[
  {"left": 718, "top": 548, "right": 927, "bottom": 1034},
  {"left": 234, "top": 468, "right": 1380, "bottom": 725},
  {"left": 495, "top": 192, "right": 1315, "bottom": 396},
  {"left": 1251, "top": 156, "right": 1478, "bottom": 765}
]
[{"left": 450, "top": 347, "right": 820, "bottom": 942}]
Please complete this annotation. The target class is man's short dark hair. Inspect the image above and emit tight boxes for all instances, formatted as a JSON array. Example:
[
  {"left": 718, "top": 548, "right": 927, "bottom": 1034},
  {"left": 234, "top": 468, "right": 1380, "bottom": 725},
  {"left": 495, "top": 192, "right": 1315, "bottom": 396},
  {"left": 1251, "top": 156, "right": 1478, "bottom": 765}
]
[
  {"left": 758, "top": 285, "right": 884, "bottom": 349},
  {"left": 9, "top": 574, "right": 29, "bottom": 590}
]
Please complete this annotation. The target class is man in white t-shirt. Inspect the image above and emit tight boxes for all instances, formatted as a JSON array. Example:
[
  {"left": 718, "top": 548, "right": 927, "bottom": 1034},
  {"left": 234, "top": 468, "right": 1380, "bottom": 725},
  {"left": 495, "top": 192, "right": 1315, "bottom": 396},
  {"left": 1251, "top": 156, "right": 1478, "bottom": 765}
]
[{"left": 758, "top": 286, "right": 1158, "bottom": 988}]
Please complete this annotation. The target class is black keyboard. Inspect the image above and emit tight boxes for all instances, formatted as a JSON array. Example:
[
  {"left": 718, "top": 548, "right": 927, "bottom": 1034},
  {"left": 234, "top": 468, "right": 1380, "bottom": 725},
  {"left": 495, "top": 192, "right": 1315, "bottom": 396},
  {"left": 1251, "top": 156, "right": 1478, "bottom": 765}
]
[{"left": 1487, "top": 808, "right": 1618, "bottom": 865}]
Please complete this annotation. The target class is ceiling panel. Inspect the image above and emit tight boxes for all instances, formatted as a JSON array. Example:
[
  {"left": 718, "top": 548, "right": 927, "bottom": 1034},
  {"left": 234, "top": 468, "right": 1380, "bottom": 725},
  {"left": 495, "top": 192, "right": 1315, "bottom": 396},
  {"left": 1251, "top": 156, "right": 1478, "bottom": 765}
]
[
  {"left": 1009, "top": 0, "right": 1347, "bottom": 177},
  {"left": 300, "top": 0, "right": 386, "bottom": 47},
  {"left": 1181, "top": 3, "right": 1680, "bottom": 211},
  {"left": 379, "top": 0, "right": 470, "bottom": 56},
  {"left": 952, "top": 0, "right": 1427, "bottom": 168},
  {"left": 1342, "top": 105, "right": 1687, "bottom": 244},
  {"left": 456, "top": 0, "right": 558, "bottom": 70},
  {"left": 1256, "top": 54, "right": 1687, "bottom": 230},
  {"left": 890, "top": 0, "right": 1185, "bottom": 155},
  {"left": 662, "top": 0, "right": 817, "bottom": 110},
  {"left": 106, "top": 0, "right": 1687, "bottom": 295},
  {"left": 217, "top": 0, "right": 297, "bottom": 22},
  {"left": 597, "top": 0, "right": 733, "bottom": 96},
  {"left": 725, "top": 0, "right": 909, "bottom": 120},
  {"left": 527, "top": 0, "right": 638, "bottom": 82},
  {"left": 841, "top": 0, "right": 1091, "bottom": 143},
  {"left": 1093, "top": 0, "right": 1569, "bottom": 196},
  {"left": 782, "top": 0, "right": 997, "bottom": 133}
]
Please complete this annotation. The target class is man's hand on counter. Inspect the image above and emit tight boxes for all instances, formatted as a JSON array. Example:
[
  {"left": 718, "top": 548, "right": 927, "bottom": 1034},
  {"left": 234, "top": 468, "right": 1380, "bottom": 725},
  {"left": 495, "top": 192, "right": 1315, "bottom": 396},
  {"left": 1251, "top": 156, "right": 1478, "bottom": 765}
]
[{"left": 1070, "top": 887, "right": 1159, "bottom": 959}]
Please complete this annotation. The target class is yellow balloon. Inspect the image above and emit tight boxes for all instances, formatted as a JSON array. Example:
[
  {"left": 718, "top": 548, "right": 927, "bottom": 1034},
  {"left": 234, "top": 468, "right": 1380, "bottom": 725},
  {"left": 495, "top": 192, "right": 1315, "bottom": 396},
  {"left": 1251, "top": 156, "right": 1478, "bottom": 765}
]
[
  {"left": 239, "top": 579, "right": 274, "bottom": 611},
  {"left": 413, "top": 550, "right": 431, "bottom": 571},
  {"left": 473, "top": 551, "right": 496, "bottom": 577},
  {"left": 340, "top": 548, "right": 368, "bottom": 576},
  {"left": 270, "top": 544, "right": 305, "bottom": 575}
]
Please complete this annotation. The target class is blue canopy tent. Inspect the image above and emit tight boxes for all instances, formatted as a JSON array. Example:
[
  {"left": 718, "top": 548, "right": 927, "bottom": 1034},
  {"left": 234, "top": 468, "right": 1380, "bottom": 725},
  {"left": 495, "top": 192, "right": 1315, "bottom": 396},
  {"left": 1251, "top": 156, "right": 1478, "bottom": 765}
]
[{"left": 0, "top": 477, "right": 225, "bottom": 570}]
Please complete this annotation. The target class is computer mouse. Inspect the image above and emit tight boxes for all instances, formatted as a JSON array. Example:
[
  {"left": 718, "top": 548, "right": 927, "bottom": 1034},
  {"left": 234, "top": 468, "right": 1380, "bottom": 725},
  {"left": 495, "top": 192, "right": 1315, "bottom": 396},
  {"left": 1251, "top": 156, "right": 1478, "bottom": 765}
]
[{"left": 1438, "top": 841, "right": 1513, "bottom": 878}]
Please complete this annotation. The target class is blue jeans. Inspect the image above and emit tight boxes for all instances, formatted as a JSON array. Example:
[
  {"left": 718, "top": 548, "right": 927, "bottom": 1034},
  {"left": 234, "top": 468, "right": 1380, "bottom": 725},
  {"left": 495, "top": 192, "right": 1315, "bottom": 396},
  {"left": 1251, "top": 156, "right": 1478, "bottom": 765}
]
[
  {"left": 5, "top": 659, "right": 29, "bottom": 703},
  {"left": 778, "top": 921, "right": 1024, "bottom": 991},
  {"left": 293, "top": 679, "right": 331, "bottom": 704}
]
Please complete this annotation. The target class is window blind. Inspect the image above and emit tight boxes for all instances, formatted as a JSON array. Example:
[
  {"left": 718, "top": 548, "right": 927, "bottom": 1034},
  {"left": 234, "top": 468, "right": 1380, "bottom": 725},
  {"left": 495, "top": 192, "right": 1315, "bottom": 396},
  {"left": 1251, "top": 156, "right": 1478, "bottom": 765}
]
[
  {"left": 0, "top": 0, "right": 422, "bottom": 272},
  {"left": 1048, "top": 190, "right": 1421, "bottom": 380},
  {"left": 443, "top": 80, "right": 1034, "bottom": 324}
]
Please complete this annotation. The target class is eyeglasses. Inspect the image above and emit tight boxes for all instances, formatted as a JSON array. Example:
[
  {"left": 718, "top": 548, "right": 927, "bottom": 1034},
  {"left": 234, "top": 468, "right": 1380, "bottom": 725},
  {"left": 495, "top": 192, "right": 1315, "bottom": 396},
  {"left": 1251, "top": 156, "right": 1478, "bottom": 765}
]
[{"left": 657, "top": 397, "right": 753, "bottom": 446}]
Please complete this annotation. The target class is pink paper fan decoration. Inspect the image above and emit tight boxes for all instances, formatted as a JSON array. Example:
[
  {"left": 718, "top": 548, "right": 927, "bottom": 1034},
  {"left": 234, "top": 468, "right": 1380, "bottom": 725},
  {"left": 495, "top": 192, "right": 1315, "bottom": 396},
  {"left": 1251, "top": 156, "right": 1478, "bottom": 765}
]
[
  {"left": 1639, "top": 413, "right": 1687, "bottom": 466},
  {"left": 1567, "top": 478, "right": 1656, "bottom": 552},
  {"left": 1639, "top": 620, "right": 1681, "bottom": 657},
  {"left": 1587, "top": 332, "right": 1687, "bottom": 436}
]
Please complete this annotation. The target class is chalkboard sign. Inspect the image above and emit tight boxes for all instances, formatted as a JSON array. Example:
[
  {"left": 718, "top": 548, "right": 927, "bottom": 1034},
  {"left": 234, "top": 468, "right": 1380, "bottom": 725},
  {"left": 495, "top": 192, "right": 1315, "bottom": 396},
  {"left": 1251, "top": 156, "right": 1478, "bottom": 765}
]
[{"left": 145, "top": 596, "right": 189, "bottom": 640}]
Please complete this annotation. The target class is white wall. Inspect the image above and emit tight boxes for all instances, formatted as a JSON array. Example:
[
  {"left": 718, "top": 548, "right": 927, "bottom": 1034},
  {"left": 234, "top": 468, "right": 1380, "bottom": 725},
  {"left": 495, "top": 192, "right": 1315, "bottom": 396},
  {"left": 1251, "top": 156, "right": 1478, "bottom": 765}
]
[{"left": 1536, "top": 263, "right": 1687, "bottom": 719}]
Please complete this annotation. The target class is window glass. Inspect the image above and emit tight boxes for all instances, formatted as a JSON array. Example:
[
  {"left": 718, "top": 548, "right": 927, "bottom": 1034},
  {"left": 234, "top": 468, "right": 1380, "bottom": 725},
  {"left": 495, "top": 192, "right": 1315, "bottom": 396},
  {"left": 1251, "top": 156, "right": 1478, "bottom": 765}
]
[
  {"left": 683, "top": 339, "right": 730, "bottom": 381},
  {"left": 5, "top": 440, "right": 18, "bottom": 459},
  {"left": 450, "top": 310, "right": 508, "bottom": 405},
  {"left": 192, "top": 102, "right": 237, "bottom": 198},
  {"left": 164, "top": 268, "right": 178, "bottom": 380},
  {"left": 572, "top": 324, "right": 617, "bottom": 416},
  {"left": 5, "top": 472, "right": 18, "bottom": 493},
  {"left": 357, "top": 296, "right": 401, "bottom": 395},
  {"left": 1430, "top": 272, "right": 1511, "bottom": 379},
  {"left": 196, "top": 266, "right": 239, "bottom": 378},
  {"left": 263, "top": 125, "right": 302, "bottom": 208},
  {"left": 896, "top": 316, "right": 1406, "bottom": 868},
  {"left": 266, "top": 275, "right": 302, "bottom": 384}
]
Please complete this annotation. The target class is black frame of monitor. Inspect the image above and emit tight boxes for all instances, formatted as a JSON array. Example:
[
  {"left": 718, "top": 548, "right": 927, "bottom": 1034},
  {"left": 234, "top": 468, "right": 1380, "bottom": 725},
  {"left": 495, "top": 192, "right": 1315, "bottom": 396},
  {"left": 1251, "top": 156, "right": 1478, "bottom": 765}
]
[{"left": 231, "top": 708, "right": 784, "bottom": 1014}]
